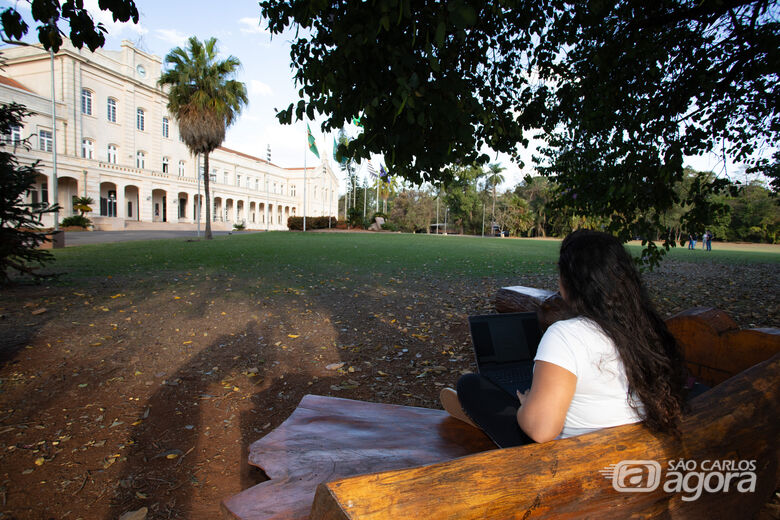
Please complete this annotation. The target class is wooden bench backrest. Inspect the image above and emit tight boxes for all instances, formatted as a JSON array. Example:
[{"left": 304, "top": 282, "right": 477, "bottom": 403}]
[{"left": 310, "top": 353, "right": 780, "bottom": 519}]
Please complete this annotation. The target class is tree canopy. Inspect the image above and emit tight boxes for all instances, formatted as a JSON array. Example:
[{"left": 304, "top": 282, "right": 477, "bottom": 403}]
[
  {"left": 261, "top": 0, "right": 778, "bottom": 265},
  {"left": 1, "top": 0, "right": 138, "bottom": 52}
]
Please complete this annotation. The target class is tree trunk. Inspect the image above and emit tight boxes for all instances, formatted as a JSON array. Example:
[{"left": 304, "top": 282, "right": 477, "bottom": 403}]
[
  {"left": 491, "top": 185, "right": 496, "bottom": 227},
  {"left": 204, "top": 152, "right": 213, "bottom": 240}
]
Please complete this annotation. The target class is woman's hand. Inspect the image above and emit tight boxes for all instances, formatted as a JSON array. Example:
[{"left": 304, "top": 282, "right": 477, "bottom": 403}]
[{"left": 516, "top": 389, "right": 529, "bottom": 406}]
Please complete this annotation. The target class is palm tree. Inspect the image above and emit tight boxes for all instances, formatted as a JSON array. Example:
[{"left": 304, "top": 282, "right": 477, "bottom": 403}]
[
  {"left": 486, "top": 163, "right": 505, "bottom": 232},
  {"left": 376, "top": 174, "right": 399, "bottom": 213},
  {"left": 158, "top": 37, "right": 247, "bottom": 239}
]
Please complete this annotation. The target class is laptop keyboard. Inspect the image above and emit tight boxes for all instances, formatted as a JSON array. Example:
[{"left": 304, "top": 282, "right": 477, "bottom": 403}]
[{"left": 485, "top": 364, "right": 534, "bottom": 396}]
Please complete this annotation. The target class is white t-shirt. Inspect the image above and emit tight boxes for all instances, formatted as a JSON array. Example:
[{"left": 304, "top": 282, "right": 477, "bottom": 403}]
[{"left": 534, "top": 317, "right": 643, "bottom": 438}]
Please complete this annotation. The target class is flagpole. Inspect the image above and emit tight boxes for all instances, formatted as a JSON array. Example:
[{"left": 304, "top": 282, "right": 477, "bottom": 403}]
[{"left": 303, "top": 138, "right": 307, "bottom": 232}]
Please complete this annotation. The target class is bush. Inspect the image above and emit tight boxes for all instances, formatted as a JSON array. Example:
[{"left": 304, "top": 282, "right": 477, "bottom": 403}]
[
  {"left": 287, "top": 216, "right": 339, "bottom": 230},
  {"left": 381, "top": 221, "right": 398, "bottom": 231},
  {"left": 347, "top": 207, "right": 363, "bottom": 228},
  {"left": 233, "top": 221, "right": 246, "bottom": 231},
  {"left": 1, "top": 102, "right": 58, "bottom": 282},
  {"left": 61, "top": 215, "right": 91, "bottom": 228}
]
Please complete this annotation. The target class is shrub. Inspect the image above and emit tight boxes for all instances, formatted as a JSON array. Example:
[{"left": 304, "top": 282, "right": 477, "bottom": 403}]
[
  {"left": 381, "top": 221, "right": 398, "bottom": 231},
  {"left": 233, "top": 221, "right": 246, "bottom": 231},
  {"left": 287, "top": 216, "right": 339, "bottom": 230},
  {"left": 0, "top": 102, "right": 58, "bottom": 282},
  {"left": 347, "top": 207, "right": 363, "bottom": 228},
  {"left": 61, "top": 215, "right": 91, "bottom": 228}
]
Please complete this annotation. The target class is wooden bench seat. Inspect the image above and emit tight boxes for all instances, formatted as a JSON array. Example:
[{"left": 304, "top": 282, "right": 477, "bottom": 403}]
[{"left": 224, "top": 286, "right": 780, "bottom": 519}]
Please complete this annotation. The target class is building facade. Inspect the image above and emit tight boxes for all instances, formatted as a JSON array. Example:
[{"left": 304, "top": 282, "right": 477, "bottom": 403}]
[{"left": 0, "top": 40, "right": 337, "bottom": 230}]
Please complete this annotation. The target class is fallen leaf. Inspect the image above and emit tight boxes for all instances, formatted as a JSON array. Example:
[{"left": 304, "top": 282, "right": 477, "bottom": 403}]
[
  {"left": 287, "top": 334, "right": 299, "bottom": 338},
  {"left": 325, "top": 362, "right": 345, "bottom": 371},
  {"left": 118, "top": 507, "right": 148, "bottom": 520}
]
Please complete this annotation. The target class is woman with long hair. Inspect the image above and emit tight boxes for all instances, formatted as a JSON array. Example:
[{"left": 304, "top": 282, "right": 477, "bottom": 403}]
[{"left": 441, "top": 230, "right": 687, "bottom": 447}]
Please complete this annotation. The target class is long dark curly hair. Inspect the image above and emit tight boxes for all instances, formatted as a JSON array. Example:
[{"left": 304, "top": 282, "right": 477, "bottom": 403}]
[{"left": 557, "top": 230, "right": 686, "bottom": 435}]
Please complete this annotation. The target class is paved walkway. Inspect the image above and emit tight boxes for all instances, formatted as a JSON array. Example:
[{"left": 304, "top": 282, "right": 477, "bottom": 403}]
[{"left": 63, "top": 230, "right": 262, "bottom": 246}]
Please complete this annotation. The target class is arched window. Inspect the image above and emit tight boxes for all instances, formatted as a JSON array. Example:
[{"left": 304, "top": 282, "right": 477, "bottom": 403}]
[
  {"left": 136, "top": 150, "right": 145, "bottom": 169},
  {"left": 107, "top": 98, "right": 117, "bottom": 122},
  {"left": 81, "top": 138, "right": 94, "bottom": 159},
  {"left": 162, "top": 156, "right": 169, "bottom": 174},
  {"left": 136, "top": 108, "right": 145, "bottom": 131},
  {"left": 81, "top": 89, "right": 92, "bottom": 115},
  {"left": 162, "top": 117, "right": 169, "bottom": 138},
  {"left": 107, "top": 144, "right": 117, "bottom": 163},
  {"left": 178, "top": 160, "right": 185, "bottom": 176}
]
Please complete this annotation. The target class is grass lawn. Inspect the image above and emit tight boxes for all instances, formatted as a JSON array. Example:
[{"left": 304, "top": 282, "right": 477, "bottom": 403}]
[{"left": 47, "top": 232, "right": 779, "bottom": 283}]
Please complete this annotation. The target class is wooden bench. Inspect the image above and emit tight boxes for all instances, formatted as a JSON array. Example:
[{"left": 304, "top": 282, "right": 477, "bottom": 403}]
[{"left": 223, "top": 286, "right": 780, "bottom": 519}]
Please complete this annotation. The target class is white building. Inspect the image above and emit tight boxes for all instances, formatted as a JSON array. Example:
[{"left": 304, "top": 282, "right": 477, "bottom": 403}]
[{"left": 0, "top": 40, "right": 337, "bottom": 230}]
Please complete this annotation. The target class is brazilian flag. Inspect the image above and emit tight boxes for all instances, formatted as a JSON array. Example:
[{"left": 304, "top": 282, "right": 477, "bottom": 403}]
[{"left": 307, "top": 123, "right": 320, "bottom": 158}]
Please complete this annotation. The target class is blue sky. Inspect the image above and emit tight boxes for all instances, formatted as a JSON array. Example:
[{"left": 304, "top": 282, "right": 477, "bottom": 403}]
[{"left": 1, "top": 0, "right": 747, "bottom": 192}]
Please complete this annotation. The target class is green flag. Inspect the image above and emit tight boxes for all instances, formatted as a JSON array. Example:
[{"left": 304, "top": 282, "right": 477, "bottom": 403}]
[{"left": 307, "top": 123, "right": 320, "bottom": 158}]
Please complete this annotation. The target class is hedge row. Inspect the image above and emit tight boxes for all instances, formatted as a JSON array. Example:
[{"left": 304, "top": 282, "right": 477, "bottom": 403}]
[{"left": 287, "top": 216, "right": 340, "bottom": 230}]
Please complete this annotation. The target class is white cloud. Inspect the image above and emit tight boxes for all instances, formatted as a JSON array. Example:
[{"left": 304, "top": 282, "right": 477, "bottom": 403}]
[
  {"left": 238, "top": 17, "right": 268, "bottom": 35},
  {"left": 250, "top": 80, "right": 273, "bottom": 97},
  {"left": 84, "top": 0, "right": 147, "bottom": 36},
  {"left": 154, "top": 29, "right": 188, "bottom": 49}
]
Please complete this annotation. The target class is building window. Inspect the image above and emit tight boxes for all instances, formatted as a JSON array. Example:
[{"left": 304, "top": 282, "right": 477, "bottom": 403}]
[
  {"left": 223, "top": 171, "right": 228, "bottom": 184},
  {"left": 4, "top": 125, "right": 22, "bottom": 145},
  {"left": 178, "top": 160, "right": 185, "bottom": 176},
  {"left": 255, "top": 178, "right": 259, "bottom": 190},
  {"left": 273, "top": 182, "right": 277, "bottom": 194},
  {"left": 39, "top": 129, "right": 52, "bottom": 152},
  {"left": 162, "top": 117, "right": 169, "bottom": 138},
  {"left": 236, "top": 174, "right": 241, "bottom": 187},
  {"left": 81, "top": 89, "right": 92, "bottom": 115},
  {"left": 136, "top": 108, "right": 145, "bottom": 131},
  {"left": 107, "top": 98, "right": 117, "bottom": 122},
  {"left": 107, "top": 144, "right": 117, "bottom": 163},
  {"left": 136, "top": 150, "right": 145, "bottom": 169},
  {"left": 162, "top": 156, "right": 169, "bottom": 174},
  {"left": 81, "top": 138, "right": 94, "bottom": 159},
  {"left": 291, "top": 185, "right": 296, "bottom": 197},
  {"left": 210, "top": 168, "right": 217, "bottom": 183}
]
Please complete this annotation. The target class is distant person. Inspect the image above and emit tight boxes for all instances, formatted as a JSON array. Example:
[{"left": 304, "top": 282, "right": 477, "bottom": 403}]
[
  {"left": 706, "top": 231, "right": 712, "bottom": 251},
  {"left": 702, "top": 231, "right": 708, "bottom": 250},
  {"left": 691, "top": 234, "right": 697, "bottom": 249},
  {"left": 440, "top": 230, "right": 687, "bottom": 447},
  {"left": 687, "top": 233, "right": 694, "bottom": 249}
]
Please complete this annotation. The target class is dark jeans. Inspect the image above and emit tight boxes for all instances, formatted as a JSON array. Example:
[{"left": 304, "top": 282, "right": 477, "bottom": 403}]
[{"left": 456, "top": 373, "right": 534, "bottom": 448}]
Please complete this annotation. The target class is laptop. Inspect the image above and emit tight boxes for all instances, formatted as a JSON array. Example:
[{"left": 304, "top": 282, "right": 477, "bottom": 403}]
[{"left": 468, "top": 312, "right": 542, "bottom": 398}]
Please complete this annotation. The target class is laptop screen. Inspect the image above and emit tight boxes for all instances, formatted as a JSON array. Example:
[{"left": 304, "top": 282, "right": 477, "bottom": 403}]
[{"left": 468, "top": 312, "right": 541, "bottom": 367}]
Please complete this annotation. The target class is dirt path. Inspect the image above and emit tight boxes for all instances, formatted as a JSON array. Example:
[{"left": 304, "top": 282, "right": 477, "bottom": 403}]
[{"left": 0, "top": 260, "right": 777, "bottom": 519}]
